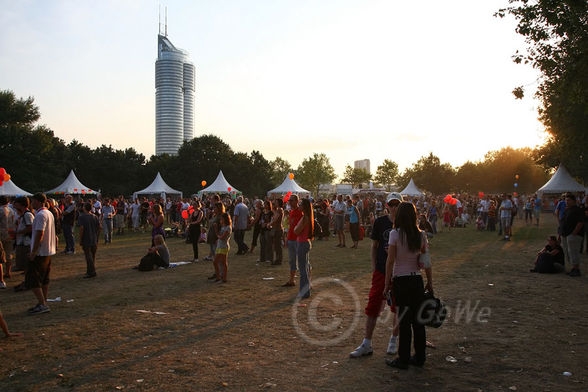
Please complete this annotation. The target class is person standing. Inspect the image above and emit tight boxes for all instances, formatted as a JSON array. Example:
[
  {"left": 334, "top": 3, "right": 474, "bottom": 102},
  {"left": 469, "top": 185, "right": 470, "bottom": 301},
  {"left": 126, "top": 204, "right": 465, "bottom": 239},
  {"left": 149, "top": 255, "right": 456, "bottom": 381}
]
[
  {"left": 333, "top": 194, "right": 346, "bottom": 248},
  {"left": 188, "top": 201, "right": 204, "bottom": 262},
  {"left": 149, "top": 204, "right": 165, "bottom": 246},
  {"left": 347, "top": 199, "right": 360, "bottom": 249},
  {"left": 101, "top": 199, "right": 115, "bottom": 244},
  {"left": 384, "top": 202, "right": 432, "bottom": 369},
  {"left": 561, "top": 193, "right": 584, "bottom": 277},
  {"left": 270, "top": 199, "right": 284, "bottom": 265},
  {"left": 12, "top": 197, "right": 34, "bottom": 273},
  {"left": 283, "top": 195, "right": 301, "bottom": 287},
  {"left": 249, "top": 200, "right": 263, "bottom": 254},
  {"left": 294, "top": 198, "right": 313, "bottom": 299},
  {"left": 78, "top": 202, "right": 100, "bottom": 278},
  {"left": 533, "top": 194, "right": 542, "bottom": 226},
  {"left": 130, "top": 199, "right": 141, "bottom": 232},
  {"left": 115, "top": 195, "right": 126, "bottom": 235},
  {"left": 61, "top": 194, "right": 76, "bottom": 254},
  {"left": 499, "top": 194, "right": 513, "bottom": 241},
  {"left": 0, "top": 196, "right": 15, "bottom": 279},
  {"left": 26, "top": 193, "right": 56, "bottom": 315},
  {"left": 260, "top": 200, "right": 274, "bottom": 263},
  {"left": 232, "top": 196, "right": 249, "bottom": 255},
  {"left": 350, "top": 196, "right": 401, "bottom": 358}
]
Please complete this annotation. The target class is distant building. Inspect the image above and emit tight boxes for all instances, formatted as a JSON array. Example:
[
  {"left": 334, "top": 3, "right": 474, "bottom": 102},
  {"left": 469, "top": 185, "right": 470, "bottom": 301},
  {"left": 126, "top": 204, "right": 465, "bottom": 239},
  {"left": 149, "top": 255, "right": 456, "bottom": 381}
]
[
  {"left": 155, "top": 32, "right": 195, "bottom": 155},
  {"left": 354, "top": 159, "right": 370, "bottom": 174}
]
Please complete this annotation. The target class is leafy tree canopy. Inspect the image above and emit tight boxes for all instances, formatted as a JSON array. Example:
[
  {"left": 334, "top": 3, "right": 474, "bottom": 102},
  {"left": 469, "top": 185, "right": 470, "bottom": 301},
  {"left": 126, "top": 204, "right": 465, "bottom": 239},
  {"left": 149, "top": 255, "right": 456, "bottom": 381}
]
[
  {"left": 341, "top": 165, "right": 371, "bottom": 188},
  {"left": 374, "top": 159, "right": 399, "bottom": 189},
  {"left": 296, "top": 153, "right": 336, "bottom": 197}
]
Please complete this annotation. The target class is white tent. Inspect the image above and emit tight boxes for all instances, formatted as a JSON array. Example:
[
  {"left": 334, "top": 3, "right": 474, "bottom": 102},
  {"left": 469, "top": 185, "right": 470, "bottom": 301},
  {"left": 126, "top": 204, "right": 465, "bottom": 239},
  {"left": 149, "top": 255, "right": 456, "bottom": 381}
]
[
  {"left": 267, "top": 175, "right": 310, "bottom": 197},
  {"left": 200, "top": 170, "right": 240, "bottom": 195},
  {"left": 400, "top": 178, "right": 424, "bottom": 196},
  {"left": 0, "top": 179, "right": 32, "bottom": 196},
  {"left": 133, "top": 172, "right": 182, "bottom": 200},
  {"left": 537, "top": 165, "right": 586, "bottom": 196},
  {"left": 46, "top": 170, "right": 97, "bottom": 195}
]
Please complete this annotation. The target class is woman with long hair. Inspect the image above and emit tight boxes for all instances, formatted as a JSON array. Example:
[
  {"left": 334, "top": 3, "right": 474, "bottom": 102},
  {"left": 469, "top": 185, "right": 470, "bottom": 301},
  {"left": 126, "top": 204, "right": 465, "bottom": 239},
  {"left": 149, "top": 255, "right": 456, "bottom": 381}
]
[
  {"left": 270, "top": 199, "right": 284, "bottom": 265},
  {"left": 294, "top": 198, "right": 314, "bottom": 299},
  {"left": 149, "top": 204, "right": 165, "bottom": 246},
  {"left": 188, "top": 201, "right": 204, "bottom": 262},
  {"left": 213, "top": 212, "right": 232, "bottom": 283},
  {"left": 259, "top": 200, "right": 274, "bottom": 263},
  {"left": 383, "top": 202, "right": 433, "bottom": 369}
]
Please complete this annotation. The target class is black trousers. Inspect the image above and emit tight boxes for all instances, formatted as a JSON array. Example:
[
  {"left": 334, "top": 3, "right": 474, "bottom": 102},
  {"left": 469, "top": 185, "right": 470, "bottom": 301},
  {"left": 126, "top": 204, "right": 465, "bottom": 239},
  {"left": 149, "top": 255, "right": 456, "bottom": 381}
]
[
  {"left": 393, "top": 275, "right": 426, "bottom": 364},
  {"left": 234, "top": 229, "right": 248, "bottom": 253},
  {"left": 189, "top": 224, "right": 201, "bottom": 259}
]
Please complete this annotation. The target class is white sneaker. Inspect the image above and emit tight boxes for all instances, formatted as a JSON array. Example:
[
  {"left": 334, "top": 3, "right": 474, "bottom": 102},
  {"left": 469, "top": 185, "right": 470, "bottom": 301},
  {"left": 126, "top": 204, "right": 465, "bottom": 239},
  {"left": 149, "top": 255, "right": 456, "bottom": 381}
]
[
  {"left": 387, "top": 336, "right": 398, "bottom": 355},
  {"left": 349, "top": 343, "right": 373, "bottom": 358},
  {"left": 0, "top": 281, "right": 6, "bottom": 289}
]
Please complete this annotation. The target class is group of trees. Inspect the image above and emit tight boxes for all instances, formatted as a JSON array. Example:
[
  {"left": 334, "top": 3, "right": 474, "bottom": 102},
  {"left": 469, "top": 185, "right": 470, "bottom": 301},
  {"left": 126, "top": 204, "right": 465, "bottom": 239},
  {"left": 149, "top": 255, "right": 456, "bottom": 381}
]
[
  {"left": 497, "top": 0, "right": 588, "bottom": 182},
  {"left": 0, "top": 89, "right": 559, "bottom": 198}
]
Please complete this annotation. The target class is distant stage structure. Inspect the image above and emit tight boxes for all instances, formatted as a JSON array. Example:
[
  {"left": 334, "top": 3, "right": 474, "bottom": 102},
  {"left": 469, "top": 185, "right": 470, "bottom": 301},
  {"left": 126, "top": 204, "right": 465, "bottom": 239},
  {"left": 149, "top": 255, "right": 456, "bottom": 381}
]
[{"left": 155, "top": 29, "right": 195, "bottom": 155}]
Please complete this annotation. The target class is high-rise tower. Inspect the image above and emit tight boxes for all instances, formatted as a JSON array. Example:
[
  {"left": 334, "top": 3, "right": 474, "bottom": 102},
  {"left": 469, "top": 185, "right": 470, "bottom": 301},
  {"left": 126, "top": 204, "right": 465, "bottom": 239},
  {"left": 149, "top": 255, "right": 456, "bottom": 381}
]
[{"left": 155, "top": 20, "right": 194, "bottom": 155}]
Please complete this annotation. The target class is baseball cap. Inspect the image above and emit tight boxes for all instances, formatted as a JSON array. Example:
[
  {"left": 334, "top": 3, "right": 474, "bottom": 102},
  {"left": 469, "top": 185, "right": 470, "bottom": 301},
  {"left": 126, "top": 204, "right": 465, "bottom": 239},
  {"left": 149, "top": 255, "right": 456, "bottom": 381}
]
[{"left": 386, "top": 192, "right": 403, "bottom": 206}]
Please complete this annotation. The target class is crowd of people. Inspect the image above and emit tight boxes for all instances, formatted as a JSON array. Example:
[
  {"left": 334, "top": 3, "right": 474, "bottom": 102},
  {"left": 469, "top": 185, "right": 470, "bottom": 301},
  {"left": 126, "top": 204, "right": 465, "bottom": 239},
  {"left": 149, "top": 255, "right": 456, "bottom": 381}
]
[{"left": 0, "top": 189, "right": 586, "bottom": 366}]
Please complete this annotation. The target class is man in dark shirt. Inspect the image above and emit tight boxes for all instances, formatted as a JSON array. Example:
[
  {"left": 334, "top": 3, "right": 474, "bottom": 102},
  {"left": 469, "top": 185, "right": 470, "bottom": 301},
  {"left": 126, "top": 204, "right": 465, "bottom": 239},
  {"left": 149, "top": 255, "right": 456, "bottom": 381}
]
[
  {"left": 561, "top": 193, "right": 584, "bottom": 277},
  {"left": 350, "top": 195, "right": 401, "bottom": 358},
  {"left": 78, "top": 203, "right": 100, "bottom": 278},
  {"left": 61, "top": 194, "right": 76, "bottom": 254}
]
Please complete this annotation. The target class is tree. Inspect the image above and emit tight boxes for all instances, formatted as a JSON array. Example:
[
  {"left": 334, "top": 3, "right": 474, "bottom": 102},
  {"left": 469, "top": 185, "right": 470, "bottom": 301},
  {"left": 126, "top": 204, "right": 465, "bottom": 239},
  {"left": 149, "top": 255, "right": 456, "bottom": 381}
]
[
  {"left": 296, "top": 153, "right": 336, "bottom": 197},
  {"left": 398, "top": 153, "right": 455, "bottom": 194},
  {"left": 497, "top": 1, "right": 588, "bottom": 181},
  {"left": 341, "top": 165, "right": 371, "bottom": 188},
  {"left": 269, "top": 157, "right": 293, "bottom": 187},
  {"left": 374, "top": 159, "right": 399, "bottom": 189}
]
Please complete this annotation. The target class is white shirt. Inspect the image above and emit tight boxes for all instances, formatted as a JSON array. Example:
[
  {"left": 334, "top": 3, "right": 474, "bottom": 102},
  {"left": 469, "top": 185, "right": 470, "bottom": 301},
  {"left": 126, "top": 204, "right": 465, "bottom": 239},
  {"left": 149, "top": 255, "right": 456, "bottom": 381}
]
[
  {"left": 31, "top": 208, "right": 56, "bottom": 256},
  {"left": 16, "top": 210, "right": 34, "bottom": 246},
  {"left": 130, "top": 203, "right": 141, "bottom": 217},
  {"left": 333, "top": 200, "right": 346, "bottom": 214}
]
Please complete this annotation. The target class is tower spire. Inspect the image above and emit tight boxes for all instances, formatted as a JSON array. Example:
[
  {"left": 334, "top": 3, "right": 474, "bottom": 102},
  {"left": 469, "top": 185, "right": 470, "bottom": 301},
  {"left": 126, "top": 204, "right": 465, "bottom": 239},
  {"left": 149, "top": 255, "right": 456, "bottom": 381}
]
[{"left": 165, "top": 6, "right": 168, "bottom": 36}]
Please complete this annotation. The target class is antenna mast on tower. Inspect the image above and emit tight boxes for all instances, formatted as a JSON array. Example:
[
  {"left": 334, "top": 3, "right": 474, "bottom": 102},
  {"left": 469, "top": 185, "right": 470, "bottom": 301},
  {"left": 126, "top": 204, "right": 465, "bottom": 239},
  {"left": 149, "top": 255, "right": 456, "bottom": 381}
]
[{"left": 165, "top": 7, "right": 168, "bottom": 37}]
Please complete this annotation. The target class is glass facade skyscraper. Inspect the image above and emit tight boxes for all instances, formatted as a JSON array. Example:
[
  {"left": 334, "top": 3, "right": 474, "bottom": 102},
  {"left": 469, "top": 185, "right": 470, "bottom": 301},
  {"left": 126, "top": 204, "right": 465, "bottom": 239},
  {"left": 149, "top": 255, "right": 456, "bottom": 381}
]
[{"left": 155, "top": 34, "right": 195, "bottom": 155}]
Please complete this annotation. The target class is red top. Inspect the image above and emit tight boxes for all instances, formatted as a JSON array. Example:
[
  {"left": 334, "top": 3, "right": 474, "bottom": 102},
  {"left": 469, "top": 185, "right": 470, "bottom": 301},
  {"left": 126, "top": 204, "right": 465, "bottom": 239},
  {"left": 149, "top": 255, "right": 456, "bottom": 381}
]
[
  {"left": 288, "top": 209, "right": 303, "bottom": 241},
  {"left": 296, "top": 218, "right": 310, "bottom": 243}
]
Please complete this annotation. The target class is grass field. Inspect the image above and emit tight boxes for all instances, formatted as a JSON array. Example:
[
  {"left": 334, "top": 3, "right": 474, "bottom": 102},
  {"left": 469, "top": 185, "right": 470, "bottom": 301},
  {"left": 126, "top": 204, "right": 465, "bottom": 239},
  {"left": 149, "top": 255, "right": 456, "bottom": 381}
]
[{"left": 1, "top": 214, "right": 587, "bottom": 392}]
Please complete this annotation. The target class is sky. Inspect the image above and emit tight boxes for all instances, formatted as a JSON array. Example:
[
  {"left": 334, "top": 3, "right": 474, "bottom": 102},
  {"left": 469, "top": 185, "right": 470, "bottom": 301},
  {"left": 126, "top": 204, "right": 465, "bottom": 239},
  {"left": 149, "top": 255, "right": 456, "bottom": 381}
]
[{"left": 0, "top": 0, "right": 547, "bottom": 178}]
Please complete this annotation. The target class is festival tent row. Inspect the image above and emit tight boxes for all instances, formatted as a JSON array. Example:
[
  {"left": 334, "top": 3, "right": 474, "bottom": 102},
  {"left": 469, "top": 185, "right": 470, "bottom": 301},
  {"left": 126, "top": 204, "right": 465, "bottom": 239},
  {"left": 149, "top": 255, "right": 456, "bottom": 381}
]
[
  {"left": 267, "top": 174, "right": 310, "bottom": 197},
  {"left": 46, "top": 170, "right": 97, "bottom": 195},
  {"left": 537, "top": 165, "right": 586, "bottom": 196},
  {"left": 133, "top": 172, "right": 182, "bottom": 200},
  {"left": 199, "top": 171, "right": 240, "bottom": 196},
  {"left": 400, "top": 178, "right": 424, "bottom": 197}
]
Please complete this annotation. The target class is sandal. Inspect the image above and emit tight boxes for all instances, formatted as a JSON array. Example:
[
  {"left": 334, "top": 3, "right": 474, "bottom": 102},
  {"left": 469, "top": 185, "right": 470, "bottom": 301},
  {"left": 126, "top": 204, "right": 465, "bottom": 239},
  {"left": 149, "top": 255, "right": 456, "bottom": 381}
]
[{"left": 281, "top": 281, "right": 295, "bottom": 287}]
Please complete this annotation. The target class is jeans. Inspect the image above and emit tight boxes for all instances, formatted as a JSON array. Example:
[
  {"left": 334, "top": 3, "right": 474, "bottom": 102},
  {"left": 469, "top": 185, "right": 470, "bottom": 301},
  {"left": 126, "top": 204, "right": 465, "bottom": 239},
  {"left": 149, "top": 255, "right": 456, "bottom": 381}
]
[
  {"left": 562, "top": 234, "right": 582, "bottom": 267},
  {"left": 234, "top": 229, "right": 248, "bottom": 253},
  {"left": 272, "top": 228, "right": 283, "bottom": 263},
  {"left": 297, "top": 240, "right": 311, "bottom": 298},
  {"left": 393, "top": 275, "right": 426, "bottom": 365},
  {"left": 103, "top": 219, "right": 113, "bottom": 243},
  {"left": 189, "top": 224, "right": 201, "bottom": 260},
  {"left": 260, "top": 230, "right": 273, "bottom": 262},
  {"left": 83, "top": 245, "right": 97, "bottom": 275},
  {"left": 430, "top": 216, "right": 437, "bottom": 234},
  {"left": 62, "top": 223, "right": 75, "bottom": 252},
  {"left": 287, "top": 240, "right": 298, "bottom": 271}
]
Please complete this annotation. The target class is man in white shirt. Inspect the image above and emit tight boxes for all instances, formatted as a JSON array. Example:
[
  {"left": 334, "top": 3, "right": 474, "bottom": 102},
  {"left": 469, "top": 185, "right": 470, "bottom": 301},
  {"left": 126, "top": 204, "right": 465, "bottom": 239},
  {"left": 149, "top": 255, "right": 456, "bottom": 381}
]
[
  {"left": 26, "top": 193, "right": 56, "bottom": 315},
  {"left": 499, "top": 194, "right": 513, "bottom": 241},
  {"left": 233, "top": 196, "right": 250, "bottom": 255}
]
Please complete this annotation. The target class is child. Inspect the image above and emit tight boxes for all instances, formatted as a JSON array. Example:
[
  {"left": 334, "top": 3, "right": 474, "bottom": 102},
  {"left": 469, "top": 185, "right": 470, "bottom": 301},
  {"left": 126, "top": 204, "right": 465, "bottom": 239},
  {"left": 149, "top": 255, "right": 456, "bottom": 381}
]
[{"left": 213, "top": 213, "right": 232, "bottom": 283}]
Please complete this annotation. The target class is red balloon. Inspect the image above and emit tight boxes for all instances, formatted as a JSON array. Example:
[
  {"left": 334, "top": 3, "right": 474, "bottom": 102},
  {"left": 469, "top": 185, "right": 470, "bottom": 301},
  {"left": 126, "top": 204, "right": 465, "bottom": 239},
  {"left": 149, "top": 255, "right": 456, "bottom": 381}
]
[
  {"left": 287, "top": 191, "right": 292, "bottom": 196},
  {"left": 0, "top": 168, "right": 5, "bottom": 177},
  {"left": 181, "top": 210, "right": 189, "bottom": 219},
  {"left": 450, "top": 198, "right": 458, "bottom": 205},
  {"left": 283, "top": 194, "right": 290, "bottom": 203},
  {"left": 478, "top": 192, "right": 484, "bottom": 198},
  {"left": 227, "top": 187, "right": 232, "bottom": 192}
]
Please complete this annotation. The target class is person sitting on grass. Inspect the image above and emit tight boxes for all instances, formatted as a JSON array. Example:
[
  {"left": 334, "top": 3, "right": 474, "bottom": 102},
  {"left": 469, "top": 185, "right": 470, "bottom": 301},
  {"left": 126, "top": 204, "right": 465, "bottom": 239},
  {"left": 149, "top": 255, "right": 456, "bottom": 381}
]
[
  {"left": 134, "top": 234, "right": 170, "bottom": 271},
  {"left": 530, "top": 236, "right": 564, "bottom": 274}
]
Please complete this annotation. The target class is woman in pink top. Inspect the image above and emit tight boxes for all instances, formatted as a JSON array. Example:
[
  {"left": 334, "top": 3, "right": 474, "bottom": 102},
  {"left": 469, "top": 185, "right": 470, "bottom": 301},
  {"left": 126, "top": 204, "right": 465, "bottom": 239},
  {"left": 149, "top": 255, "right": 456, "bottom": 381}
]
[
  {"left": 294, "top": 198, "right": 314, "bottom": 299},
  {"left": 383, "top": 202, "right": 433, "bottom": 369}
]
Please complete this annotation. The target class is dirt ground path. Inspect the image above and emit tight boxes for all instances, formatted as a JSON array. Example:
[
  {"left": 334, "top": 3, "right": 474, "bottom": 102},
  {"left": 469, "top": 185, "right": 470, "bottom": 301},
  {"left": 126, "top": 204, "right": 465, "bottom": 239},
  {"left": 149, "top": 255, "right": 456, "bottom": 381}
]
[{"left": 1, "top": 214, "right": 586, "bottom": 391}]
